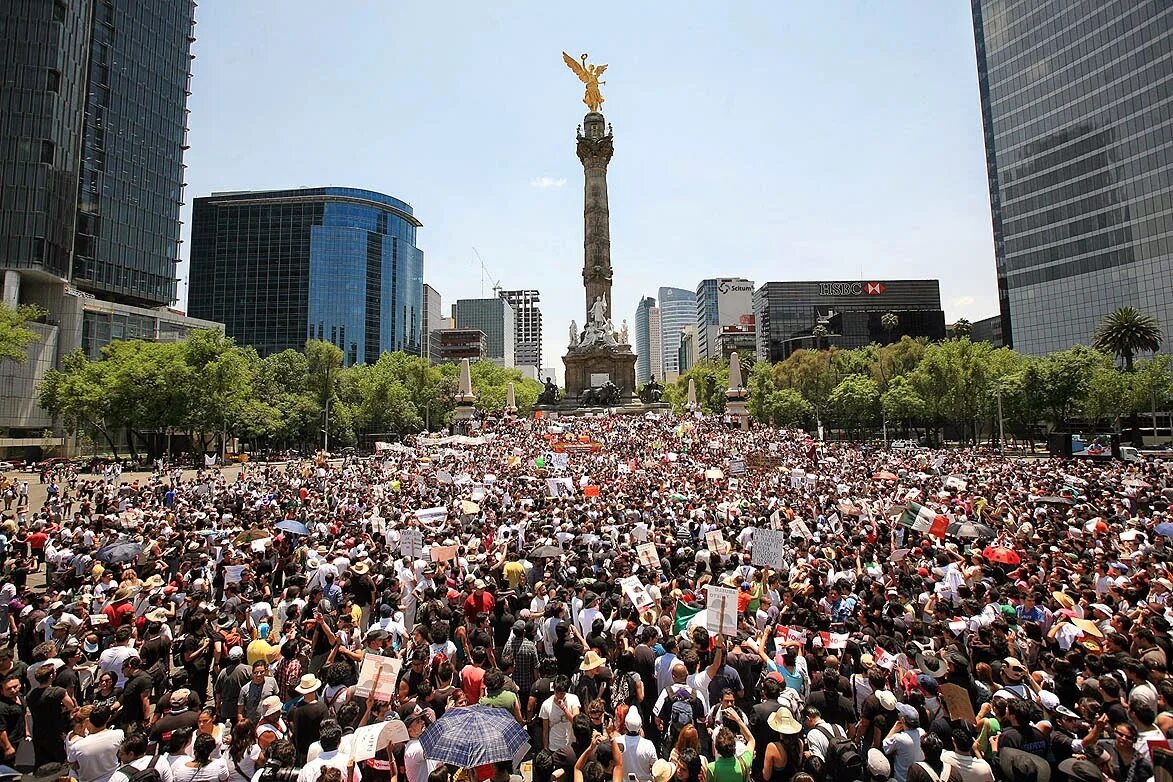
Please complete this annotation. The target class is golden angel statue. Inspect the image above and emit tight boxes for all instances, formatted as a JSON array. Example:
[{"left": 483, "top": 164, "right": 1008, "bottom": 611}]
[{"left": 562, "top": 52, "right": 607, "bottom": 112}]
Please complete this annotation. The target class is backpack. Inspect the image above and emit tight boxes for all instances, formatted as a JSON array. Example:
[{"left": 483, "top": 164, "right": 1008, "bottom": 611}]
[
  {"left": 817, "top": 724, "right": 862, "bottom": 779},
  {"left": 659, "top": 685, "right": 700, "bottom": 732},
  {"left": 118, "top": 749, "right": 163, "bottom": 782}
]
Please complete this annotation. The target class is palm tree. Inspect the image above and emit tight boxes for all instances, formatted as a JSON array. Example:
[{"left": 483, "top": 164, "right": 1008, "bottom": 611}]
[
  {"left": 881, "top": 312, "right": 899, "bottom": 343},
  {"left": 953, "top": 318, "right": 972, "bottom": 339},
  {"left": 1094, "top": 306, "right": 1162, "bottom": 371},
  {"left": 811, "top": 324, "right": 828, "bottom": 351}
]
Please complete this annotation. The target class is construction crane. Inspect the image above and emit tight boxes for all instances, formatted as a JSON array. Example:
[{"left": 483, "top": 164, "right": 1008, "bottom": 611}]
[{"left": 473, "top": 247, "right": 502, "bottom": 297}]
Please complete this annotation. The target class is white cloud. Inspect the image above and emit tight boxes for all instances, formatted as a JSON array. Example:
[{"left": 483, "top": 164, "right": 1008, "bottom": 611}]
[
  {"left": 952, "top": 295, "right": 976, "bottom": 307},
  {"left": 529, "top": 176, "right": 566, "bottom": 189}
]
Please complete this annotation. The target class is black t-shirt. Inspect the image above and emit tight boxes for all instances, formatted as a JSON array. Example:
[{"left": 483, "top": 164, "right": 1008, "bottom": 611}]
[
  {"left": 807, "top": 688, "right": 857, "bottom": 727},
  {"left": 860, "top": 695, "right": 897, "bottom": 747},
  {"left": 27, "top": 685, "right": 68, "bottom": 740},
  {"left": 150, "top": 709, "right": 199, "bottom": 745},
  {"left": 183, "top": 634, "right": 210, "bottom": 672},
  {"left": 0, "top": 697, "right": 25, "bottom": 744},
  {"left": 53, "top": 665, "right": 79, "bottom": 698},
  {"left": 998, "top": 724, "right": 1050, "bottom": 757},
  {"left": 140, "top": 636, "right": 170, "bottom": 670},
  {"left": 349, "top": 576, "right": 375, "bottom": 607},
  {"left": 291, "top": 700, "right": 328, "bottom": 758},
  {"left": 121, "top": 672, "right": 153, "bottom": 724}
]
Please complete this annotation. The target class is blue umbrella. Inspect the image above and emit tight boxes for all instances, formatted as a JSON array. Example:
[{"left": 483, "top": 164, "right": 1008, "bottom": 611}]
[
  {"left": 275, "top": 519, "right": 309, "bottom": 536},
  {"left": 1156, "top": 522, "right": 1173, "bottom": 538},
  {"left": 419, "top": 705, "right": 530, "bottom": 767},
  {"left": 94, "top": 540, "right": 143, "bottom": 564}
]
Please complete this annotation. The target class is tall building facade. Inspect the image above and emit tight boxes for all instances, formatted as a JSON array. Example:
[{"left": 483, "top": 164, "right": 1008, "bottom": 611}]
[
  {"left": 972, "top": 1, "right": 1173, "bottom": 355},
  {"left": 422, "top": 284, "right": 443, "bottom": 363},
  {"left": 498, "top": 289, "right": 542, "bottom": 370},
  {"left": 696, "top": 278, "right": 754, "bottom": 360},
  {"left": 188, "top": 188, "right": 424, "bottom": 364},
  {"left": 657, "top": 286, "right": 695, "bottom": 379},
  {"left": 0, "top": 0, "right": 208, "bottom": 433},
  {"left": 453, "top": 297, "right": 514, "bottom": 367},
  {"left": 754, "top": 280, "right": 946, "bottom": 362},
  {"left": 634, "top": 296, "right": 657, "bottom": 384}
]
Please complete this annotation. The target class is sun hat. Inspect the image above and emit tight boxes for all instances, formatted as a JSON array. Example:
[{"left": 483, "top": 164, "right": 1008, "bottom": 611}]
[
  {"left": 998, "top": 748, "right": 1051, "bottom": 782},
  {"left": 876, "top": 690, "right": 898, "bottom": 710},
  {"left": 1052, "top": 591, "right": 1075, "bottom": 610},
  {"left": 917, "top": 652, "right": 948, "bottom": 678},
  {"left": 294, "top": 673, "right": 322, "bottom": 694},
  {"left": 260, "top": 695, "right": 283, "bottom": 718},
  {"left": 867, "top": 749, "right": 891, "bottom": 778},
  {"left": 767, "top": 706, "right": 802, "bottom": 735},
  {"left": 170, "top": 688, "right": 191, "bottom": 708},
  {"left": 651, "top": 760, "right": 676, "bottom": 782},
  {"left": 1071, "top": 618, "right": 1103, "bottom": 638},
  {"left": 1058, "top": 759, "right": 1103, "bottom": 782},
  {"left": 227, "top": 646, "right": 243, "bottom": 660},
  {"left": 579, "top": 650, "right": 606, "bottom": 671},
  {"left": 350, "top": 562, "right": 369, "bottom": 575}
]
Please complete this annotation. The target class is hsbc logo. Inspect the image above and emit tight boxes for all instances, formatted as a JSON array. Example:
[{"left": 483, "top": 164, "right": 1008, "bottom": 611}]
[{"left": 818, "top": 281, "right": 885, "bottom": 296}]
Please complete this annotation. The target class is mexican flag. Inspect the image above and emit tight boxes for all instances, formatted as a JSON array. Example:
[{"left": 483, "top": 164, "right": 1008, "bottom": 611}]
[
  {"left": 672, "top": 601, "right": 704, "bottom": 635},
  {"left": 899, "top": 501, "right": 939, "bottom": 533}
]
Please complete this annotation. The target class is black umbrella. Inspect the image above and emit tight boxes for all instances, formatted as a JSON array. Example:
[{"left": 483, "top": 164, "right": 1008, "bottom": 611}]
[
  {"left": 1036, "top": 495, "right": 1075, "bottom": 506},
  {"left": 530, "top": 545, "right": 565, "bottom": 559},
  {"left": 94, "top": 541, "right": 143, "bottom": 564}
]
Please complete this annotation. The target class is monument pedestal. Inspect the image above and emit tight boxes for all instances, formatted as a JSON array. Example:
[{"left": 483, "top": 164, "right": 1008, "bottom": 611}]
[{"left": 563, "top": 346, "right": 637, "bottom": 402}]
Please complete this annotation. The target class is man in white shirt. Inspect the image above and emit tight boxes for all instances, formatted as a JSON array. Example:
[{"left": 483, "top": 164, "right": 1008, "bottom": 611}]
[
  {"left": 402, "top": 713, "right": 434, "bottom": 782},
  {"left": 298, "top": 722, "right": 359, "bottom": 782},
  {"left": 99, "top": 627, "right": 137, "bottom": 687},
  {"left": 108, "top": 732, "right": 174, "bottom": 782},
  {"left": 67, "top": 704, "right": 125, "bottom": 782},
  {"left": 613, "top": 710, "right": 657, "bottom": 782}
]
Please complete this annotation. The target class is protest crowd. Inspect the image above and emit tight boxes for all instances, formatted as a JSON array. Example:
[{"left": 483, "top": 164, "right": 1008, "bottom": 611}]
[{"left": 0, "top": 413, "right": 1171, "bottom": 782}]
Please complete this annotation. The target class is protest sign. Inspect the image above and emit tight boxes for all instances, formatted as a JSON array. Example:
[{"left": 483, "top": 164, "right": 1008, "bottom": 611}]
[
  {"left": 415, "top": 507, "right": 448, "bottom": 524},
  {"left": 729, "top": 458, "right": 746, "bottom": 475},
  {"left": 747, "top": 453, "right": 784, "bottom": 471},
  {"left": 355, "top": 654, "right": 401, "bottom": 701},
  {"left": 224, "top": 565, "right": 245, "bottom": 584},
  {"left": 752, "top": 528, "right": 787, "bottom": 569},
  {"left": 705, "top": 586, "right": 739, "bottom": 636},
  {"left": 790, "top": 469, "right": 805, "bottom": 489},
  {"left": 789, "top": 518, "right": 813, "bottom": 539},
  {"left": 945, "top": 476, "right": 968, "bottom": 492},
  {"left": 874, "top": 646, "right": 896, "bottom": 670},
  {"left": 636, "top": 543, "right": 659, "bottom": 569},
  {"left": 399, "top": 529, "right": 423, "bottom": 558},
  {"left": 352, "top": 720, "right": 408, "bottom": 762},
  {"left": 546, "top": 478, "right": 575, "bottom": 498},
  {"left": 818, "top": 631, "right": 848, "bottom": 650},
  {"left": 429, "top": 545, "right": 458, "bottom": 562},
  {"left": 619, "top": 576, "right": 654, "bottom": 611},
  {"left": 705, "top": 530, "right": 729, "bottom": 554},
  {"left": 938, "top": 683, "right": 976, "bottom": 723}
]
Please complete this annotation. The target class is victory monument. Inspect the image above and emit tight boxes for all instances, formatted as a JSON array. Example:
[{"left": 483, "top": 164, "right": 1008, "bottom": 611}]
[{"left": 560, "top": 52, "right": 638, "bottom": 406}]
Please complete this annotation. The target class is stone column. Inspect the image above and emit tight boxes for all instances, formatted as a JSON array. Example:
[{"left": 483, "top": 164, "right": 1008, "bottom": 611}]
[
  {"left": 725, "top": 352, "right": 750, "bottom": 431},
  {"left": 578, "top": 112, "right": 614, "bottom": 320},
  {"left": 452, "top": 358, "right": 477, "bottom": 427}
]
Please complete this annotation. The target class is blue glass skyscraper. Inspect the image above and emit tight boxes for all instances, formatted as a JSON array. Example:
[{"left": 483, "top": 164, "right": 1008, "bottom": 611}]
[{"left": 188, "top": 188, "right": 424, "bottom": 363}]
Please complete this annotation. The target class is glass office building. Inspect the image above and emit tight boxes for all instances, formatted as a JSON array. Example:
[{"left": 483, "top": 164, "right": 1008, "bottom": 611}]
[
  {"left": 453, "top": 298, "right": 514, "bottom": 367},
  {"left": 188, "top": 188, "right": 424, "bottom": 363},
  {"left": 658, "top": 286, "right": 695, "bottom": 378},
  {"left": 634, "top": 296, "right": 656, "bottom": 383},
  {"left": 754, "top": 280, "right": 946, "bottom": 362},
  {"left": 972, "top": 1, "right": 1173, "bottom": 354}
]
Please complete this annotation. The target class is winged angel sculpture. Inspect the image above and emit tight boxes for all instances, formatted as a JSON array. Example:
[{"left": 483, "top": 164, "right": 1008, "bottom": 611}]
[{"left": 562, "top": 52, "right": 607, "bottom": 112}]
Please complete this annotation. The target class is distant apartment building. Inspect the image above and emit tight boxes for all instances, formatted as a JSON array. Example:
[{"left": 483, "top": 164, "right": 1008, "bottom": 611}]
[
  {"left": 422, "top": 284, "right": 443, "bottom": 362},
  {"left": 498, "top": 289, "right": 542, "bottom": 370}
]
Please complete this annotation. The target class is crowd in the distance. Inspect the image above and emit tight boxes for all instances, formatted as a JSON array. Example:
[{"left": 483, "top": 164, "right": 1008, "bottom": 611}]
[{"left": 0, "top": 413, "right": 1169, "bottom": 782}]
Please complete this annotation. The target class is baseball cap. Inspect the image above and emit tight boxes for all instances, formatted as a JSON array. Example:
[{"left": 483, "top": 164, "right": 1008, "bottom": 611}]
[{"left": 867, "top": 749, "right": 891, "bottom": 778}]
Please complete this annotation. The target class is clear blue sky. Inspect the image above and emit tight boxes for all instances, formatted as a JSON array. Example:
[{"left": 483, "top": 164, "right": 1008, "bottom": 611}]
[{"left": 179, "top": 1, "right": 998, "bottom": 369}]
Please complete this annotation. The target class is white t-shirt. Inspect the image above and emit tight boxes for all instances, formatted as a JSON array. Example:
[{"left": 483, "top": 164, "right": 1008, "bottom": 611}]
[
  {"left": 539, "top": 693, "right": 581, "bottom": 751},
  {"left": 403, "top": 740, "right": 434, "bottom": 782},
  {"left": 67, "top": 728, "right": 125, "bottom": 782},
  {"left": 99, "top": 645, "right": 137, "bottom": 687},
  {"left": 110, "top": 754, "right": 175, "bottom": 782}
]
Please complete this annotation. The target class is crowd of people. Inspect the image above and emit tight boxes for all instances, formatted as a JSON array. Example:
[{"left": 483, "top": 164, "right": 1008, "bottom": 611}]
[{"left": 0, "top": 413, "right": 1170, "bottom": 782}]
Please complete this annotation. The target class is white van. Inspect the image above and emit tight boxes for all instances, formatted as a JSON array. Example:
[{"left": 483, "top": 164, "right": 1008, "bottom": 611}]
[{"left": 1121, "top": 446, "right": 1144, "bottom": 463}]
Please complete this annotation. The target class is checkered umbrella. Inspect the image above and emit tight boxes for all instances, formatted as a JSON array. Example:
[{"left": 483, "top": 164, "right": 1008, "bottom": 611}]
[{"left": 418, "top": 705, "right": 530, "bottom": 768}]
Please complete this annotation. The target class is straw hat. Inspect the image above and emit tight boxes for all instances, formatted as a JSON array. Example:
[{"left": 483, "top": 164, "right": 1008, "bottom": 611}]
[
  {"left": 767, "top": 706, "right": 802, "bottom": 735},
  {"left": 350, "top": 562, "right": 370, "bottom": 575},
  {"left": 260, "top": 695, "right": 283, "bottom": 718},
  {"left": 1071, "top": 617, "right": 1103, "bottom": 638},
  {"left": 652, "top": 760, "right": 676, "bottom": 782},
  {"left": 639, "top": 607, "right": 659, "bottom": 626},
  {"left": 294, "top": 673, "right": 322, "bottom": 694},
  {"left": 1052, "top": 591, "right": 1075, "bottom": 610},
  {"left": 579, "top": 650, "right": 606, "bottom": 672}
]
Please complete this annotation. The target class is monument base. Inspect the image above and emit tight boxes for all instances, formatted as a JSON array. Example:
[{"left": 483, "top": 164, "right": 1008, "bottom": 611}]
[{"left": 563, "top": 347, "right": 637, "bottom": 403}]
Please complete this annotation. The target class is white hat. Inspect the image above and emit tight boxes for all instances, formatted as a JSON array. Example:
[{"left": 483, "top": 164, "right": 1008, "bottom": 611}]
[{"left": 624, "top": 709, "right": 642, "bottom": 732}]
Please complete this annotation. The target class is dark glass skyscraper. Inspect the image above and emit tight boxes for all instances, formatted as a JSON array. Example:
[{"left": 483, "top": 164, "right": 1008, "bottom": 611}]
[
  {"left": 972, "top": 1, "right": 1173, "bottom": 355},
  {"left": 188, "top": 188, "right": 424, "bottom": 363},
  {"left": 0, "top": 0, "right": 204, "bottom": 433}
]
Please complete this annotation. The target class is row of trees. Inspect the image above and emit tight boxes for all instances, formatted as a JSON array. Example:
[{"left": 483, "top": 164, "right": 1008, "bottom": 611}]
[
  {"left": 38, "top": 332, "right": 542, "bottom": 460},
  {"left": 665, "top": 307, "right": 1172, "bottom": 445}
]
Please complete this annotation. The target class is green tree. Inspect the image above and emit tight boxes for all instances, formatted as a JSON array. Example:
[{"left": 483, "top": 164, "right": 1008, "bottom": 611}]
[
  {"left": 1036, "top": 346, "right": 1105, "bottom": 427},
  {"left": 774, "top": 348, "right": 837, "bottom": 426},
  {"left": 763, "top": 389, "right": 814, "bottom": 427},
  {"left": 1093, "top": 306, "right": 1162, "bottom": 371},
  {"left": 881, "top": 311, "right": 899, "bottom": 343},
  {"left": 1084, "top": 363, "right": 1136, "bottom": 432},
  {"left": 952, "top": 318, "right": 972, "bottom": 339},
  {"left": 881, "top": 376, "right": 925, "bottom": 436},
  {"left": 829, "top": 374, "right": 879, "bottom": 438},
  {"left": 811, "top": 324, "right": 829, "bottom": 350},
  {"left": 0, "top": 303, "right": 44, "bottom": 362},
  {"left": 747, "top": 360, "right": 777, "bottom": 423},
  {"left": 668, "top": 359, "right": 729, "bottom": 414}
]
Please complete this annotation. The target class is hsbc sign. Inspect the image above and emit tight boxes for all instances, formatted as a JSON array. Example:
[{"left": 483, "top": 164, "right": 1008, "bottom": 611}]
[{"left": 819, "top": 281, "right": 885, "bottom": 297}]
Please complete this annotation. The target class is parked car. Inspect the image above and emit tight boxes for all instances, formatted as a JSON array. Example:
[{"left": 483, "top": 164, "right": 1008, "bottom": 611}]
[{"left": 0, "top": 462, "right": 14, "bottom": 472}]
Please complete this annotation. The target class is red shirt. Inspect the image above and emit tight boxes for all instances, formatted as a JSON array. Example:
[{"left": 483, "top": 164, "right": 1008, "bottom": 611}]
[
  {"left": 463, "top": 591, "right": 494, "bottom": 621},
  {"left": 103, "top": 601, "right": 135, "bottom": 629},
  {"left": 27, "top": 532, "right": 47, "bottom": 551}
]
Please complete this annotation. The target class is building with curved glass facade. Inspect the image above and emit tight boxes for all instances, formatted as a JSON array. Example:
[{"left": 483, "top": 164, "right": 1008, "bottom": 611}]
[
  {"left": 972, "top": 1, "right": 1173, "bottom": 354},
  {"left": 188, "top": 188, "right": 424, "bottom": 363}
]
